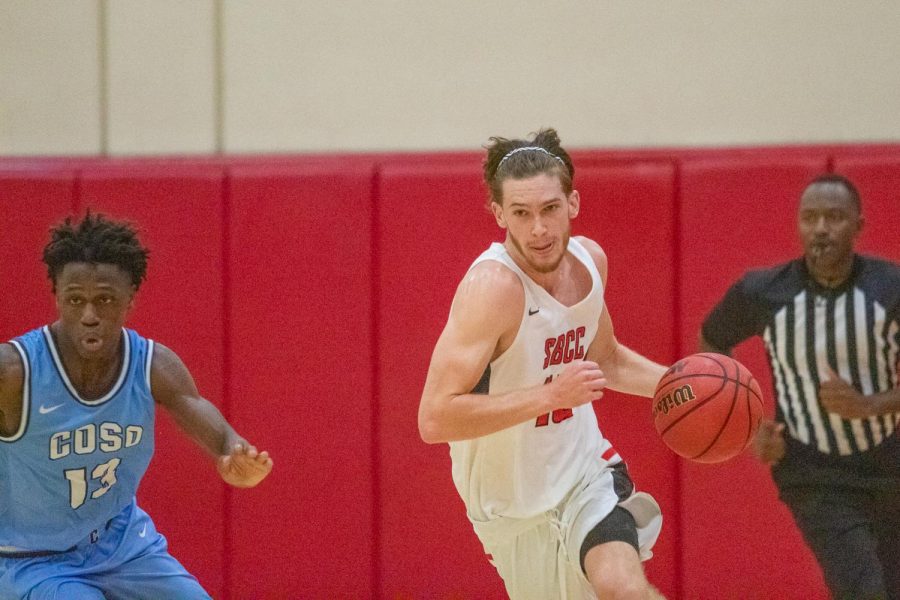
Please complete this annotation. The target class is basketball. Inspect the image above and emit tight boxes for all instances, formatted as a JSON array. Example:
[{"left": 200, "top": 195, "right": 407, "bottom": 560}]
[{"left": 652, "top": 353, "right": 763, "bottom": 463}]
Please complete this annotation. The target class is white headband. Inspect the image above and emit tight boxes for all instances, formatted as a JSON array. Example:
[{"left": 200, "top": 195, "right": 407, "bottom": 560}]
[{"left": 498, "top": 146, "right": 565, "bottom": 167}]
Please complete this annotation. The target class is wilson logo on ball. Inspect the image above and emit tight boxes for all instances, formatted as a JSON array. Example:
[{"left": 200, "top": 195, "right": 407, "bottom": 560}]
[{"left": 652, "top": 384, "right": 697, "bottom": 418}]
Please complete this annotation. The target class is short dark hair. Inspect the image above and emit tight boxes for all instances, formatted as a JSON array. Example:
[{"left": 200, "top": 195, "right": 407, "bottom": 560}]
[
  {"left": 43, "top": 212, "right": 149, "bottom": 292},
  {"left": 804, "top": 173, "right": 862, "bottom": 214},
  {"left": 483, "top": 128, "right": 575, "bottom": 205}
]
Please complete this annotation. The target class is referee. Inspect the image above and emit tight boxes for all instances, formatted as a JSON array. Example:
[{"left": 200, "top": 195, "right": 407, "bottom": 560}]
[{"left": 699, "top": 174, "right": 900, "bottom": 600}]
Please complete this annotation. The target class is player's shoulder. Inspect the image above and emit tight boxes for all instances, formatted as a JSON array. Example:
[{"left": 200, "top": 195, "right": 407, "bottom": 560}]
[
  {"left": 572, "top": 236, "right": 606, "bottom": 258},
  {"left": 450, "top": 260, "right": 526, "bottom": 334},
  {"left": 572, "top": 236, "right": 608, "bottom": 269},
  {"left": 147, "top": 341, "right": 199, "bottom": 405},
  {"left": 0, "top": 343, "right": 23, "bottom": 375},
  {"left": 459, "top": 259, "right": 524, "bottom": 305},
  {"left": 149, "top": 341, "right": 187, "bottom": 372},
  {"left": 0, "top": 343, "right": 25, "bottom": 397}
]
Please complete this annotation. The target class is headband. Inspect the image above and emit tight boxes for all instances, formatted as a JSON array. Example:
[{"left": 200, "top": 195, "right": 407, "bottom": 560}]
[{"left": 498, "top": 146, "right": 566, "bottom": 167}]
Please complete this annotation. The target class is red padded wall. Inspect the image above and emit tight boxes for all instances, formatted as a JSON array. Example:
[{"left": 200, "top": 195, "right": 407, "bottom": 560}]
[
  {"left": 376, "top": 160, "right": 506, "bottom": 599},
  {"left": 226, "top": 163, "right": 376, "bottom": 599},
  {"left": 0, "top": 169, "right": 76, "bottom": 340},
  {"left": 574, "top": 161, "right": 679, "bottom": 598},
  {"left": 678, "top": 155, "right": 830, "bottom": 599},
  {"left": 3, "top": 144, "right": 897, "bottom": 600},
  {"left": 78, "top": 166, "right": 228, "bottom": 597},
  {"left": 832, "top": 154, "right": 900, "bottom": 263}
]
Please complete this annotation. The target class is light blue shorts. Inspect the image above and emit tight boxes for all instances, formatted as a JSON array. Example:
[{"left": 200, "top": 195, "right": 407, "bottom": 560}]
[{"left": 0, "top": 500, "right": 211, "bottom": 600}]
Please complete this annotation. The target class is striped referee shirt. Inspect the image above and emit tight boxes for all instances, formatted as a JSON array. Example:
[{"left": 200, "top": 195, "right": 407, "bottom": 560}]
[{"left": 702, "top": 255, "right": 900, "bottom": 458}]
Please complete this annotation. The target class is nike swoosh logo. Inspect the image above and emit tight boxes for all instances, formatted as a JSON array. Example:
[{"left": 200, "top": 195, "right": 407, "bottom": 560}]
[
  {"left": 528, "top": 308, "right": 540, "bottom": 316},
  {"left": 138, "top": 524, "right": 147, "bottom": 538},
  {"left": 39, "top": 403, "right": 65, "bottom": 414}
]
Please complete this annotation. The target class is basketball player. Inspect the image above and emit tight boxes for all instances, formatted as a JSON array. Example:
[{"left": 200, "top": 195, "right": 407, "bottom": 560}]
[
  {"left": 700, "top": 174, "right": 900, "bottom": 600},
  {"left": 418, "top": 129, "right": 666, "bottom": 599},
  {"left": 0, "top": 213, "right": 273, "bottom": 599}
]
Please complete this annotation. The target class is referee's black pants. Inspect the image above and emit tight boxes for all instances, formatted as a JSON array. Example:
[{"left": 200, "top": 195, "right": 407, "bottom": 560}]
[
  {"left": 779, "top": 484, "right": 900, "bottom": 600},
  {"left": 775, "top": 440, "right": 900, "bottom": 600}
]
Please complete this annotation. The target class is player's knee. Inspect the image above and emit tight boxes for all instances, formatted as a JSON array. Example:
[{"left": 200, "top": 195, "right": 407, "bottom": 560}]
[
  {"left": 586, "top": 551, "right": 651, "bottom": 600},
  {"left": 591, "top": 572, "right": 650, "bottom": 600}
]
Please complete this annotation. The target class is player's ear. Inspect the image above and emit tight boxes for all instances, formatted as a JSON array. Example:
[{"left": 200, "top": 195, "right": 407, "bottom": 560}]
[
  {"left": 567, "top": 190, "right": 580, "bottom": 219},
  {"left": 491, "top": 200, "right": 507, "bottom": 229},
  {"left": 126, "top": 286, "right": 137, "bottom": 312}
]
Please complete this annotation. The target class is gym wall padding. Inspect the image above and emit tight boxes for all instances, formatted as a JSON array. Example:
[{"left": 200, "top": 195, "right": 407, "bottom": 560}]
[
  {"left": 1, "top": 144, "right": 899, "bottom": 598},
  {"left": 77, "top": 165, "right": 229, "bottom": 597},
  {"left": 677, "top": 155, "right": 830, "bottom": 600},
  {"left": 0, "top": 169, "right": 76, "bottom": 339},
  {"left": 226, "top": 163, "right": 377, "bottom": 599},
  {"left": 376, "top": 160, "right": 507, "bottom": 599},
  {"left": 832, "top": 154, "right": 900, "bottom": 263}
]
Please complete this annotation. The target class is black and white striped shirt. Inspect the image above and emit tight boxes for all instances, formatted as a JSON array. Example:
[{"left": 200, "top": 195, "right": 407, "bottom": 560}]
[{"left": 702, "top": 255, "right": 900, "bottom": 458}]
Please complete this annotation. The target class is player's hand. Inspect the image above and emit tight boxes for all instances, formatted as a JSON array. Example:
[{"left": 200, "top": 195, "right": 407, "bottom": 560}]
[
  {"left": 819, "top": 366, "right": 871, "bottom": 418},
  {"left": 751, "top": 420, "right": 785, "bottom": 466},
  {"left": 217, "top": 443, "right": 273, "bottom": 488},
  {"left": 549, "top": 360, "right": 607, "bottom": 409}
]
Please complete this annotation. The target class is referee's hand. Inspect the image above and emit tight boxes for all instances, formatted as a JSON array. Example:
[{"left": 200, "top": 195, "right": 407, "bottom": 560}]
[
  {"left": 819, "top": 366, "right": 870, "bottom": 418},
  {"left": 752, "top": 420, "right": 785, "bottom": 466}
]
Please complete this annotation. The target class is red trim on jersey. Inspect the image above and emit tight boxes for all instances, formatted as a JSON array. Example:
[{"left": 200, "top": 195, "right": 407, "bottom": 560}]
[{"left": 601, "top": 447, "right": 619, "bottom": 462}]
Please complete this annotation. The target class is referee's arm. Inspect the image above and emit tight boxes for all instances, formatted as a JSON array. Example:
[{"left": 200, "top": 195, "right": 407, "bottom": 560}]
[
  {"left": 819, "top": 368, "right": 900, "bottom": 419},
  {"left": 698, "top": 332, "right": 730, "bottom": 356},
  {"left": 698, "top": 275, "right": 762, "bottom": 356}
]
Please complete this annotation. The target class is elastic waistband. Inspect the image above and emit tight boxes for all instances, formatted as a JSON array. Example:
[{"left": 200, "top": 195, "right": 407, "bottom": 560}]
[
  {"left": 0, "top": 546, "right": 75, "bottom": 559},
  {"left": 471, "top": 510, "right": 551, "bottom": 545},
  {"left": 0, "top": 518, "right": 113, "bottom": 559}
]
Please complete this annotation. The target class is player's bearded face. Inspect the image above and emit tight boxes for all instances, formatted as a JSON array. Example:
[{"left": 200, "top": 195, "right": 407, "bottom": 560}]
[{"left": 494, "top": 173, "right": 579, "bottom": 274}]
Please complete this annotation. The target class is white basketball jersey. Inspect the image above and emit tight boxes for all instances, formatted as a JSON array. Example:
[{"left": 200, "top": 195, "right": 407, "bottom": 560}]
[{"left": 449, "top": 238, "right": 615, "bottom": 520}]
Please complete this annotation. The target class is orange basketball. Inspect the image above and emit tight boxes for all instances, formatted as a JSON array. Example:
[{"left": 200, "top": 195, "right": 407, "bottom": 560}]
[{"left": 652, "top": 353, "right": 763, "bottom": 463}]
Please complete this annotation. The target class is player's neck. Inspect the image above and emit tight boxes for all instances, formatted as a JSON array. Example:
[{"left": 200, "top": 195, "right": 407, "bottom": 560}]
[
  {"left": 505, "top": 235, "right": 576, "bottom": 289},
  {"left": 509, "top": 253, "right": 581, "bottom": 303},
  {"left": 49, "top": 324, "right": 124, "bottom": 399},
  {"left": 505, "top": 245, "right": 563, "bottom": 291}
]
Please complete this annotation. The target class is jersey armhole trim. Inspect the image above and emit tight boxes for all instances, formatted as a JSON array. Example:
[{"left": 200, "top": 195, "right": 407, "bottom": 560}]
[
  {"left": 0, "top": 341, "right": 30, "bottom": 443},
  {"left": 145, "top": 339, "right": 155, "bottom": 393}
]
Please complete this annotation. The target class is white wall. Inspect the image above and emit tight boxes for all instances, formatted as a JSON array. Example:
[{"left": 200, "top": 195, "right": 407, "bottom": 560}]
[
  {"left": 1, "top": 1, "right": 101, "bottom": 154},
  {"left": 2, "top": 0, "right": 899, "bottom": 155}
]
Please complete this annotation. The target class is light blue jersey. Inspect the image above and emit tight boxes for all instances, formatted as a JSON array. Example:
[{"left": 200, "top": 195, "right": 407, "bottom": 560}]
[
  {"left": 0, "top": 326, "right": 155, "bottom": 551},
  {"left": 0, "top": 326, "right": 211, "bottom": 599}
]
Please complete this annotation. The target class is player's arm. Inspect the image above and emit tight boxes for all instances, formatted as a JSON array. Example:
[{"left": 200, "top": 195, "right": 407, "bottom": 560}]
[
  {"left": 577, "top": 237, "right": 667, "bottom": 398},
  {"left": 0, "top": 343, "right": 24, "bottom": 439},
  {"left": 418, "top": 262, "right": 606, "bottom": 443},
  {"left": 151, "top": 343, "right": 272, "bottom": 488}
]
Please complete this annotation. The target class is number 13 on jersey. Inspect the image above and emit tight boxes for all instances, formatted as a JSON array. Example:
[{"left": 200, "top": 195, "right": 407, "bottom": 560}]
[{"left": 64, "top": 457, "right": 121, "bottom": 509}]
